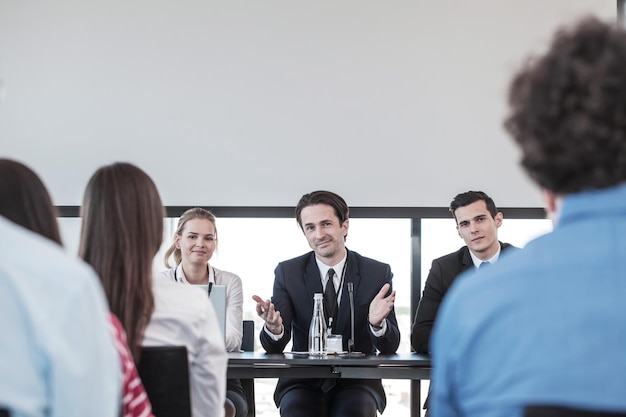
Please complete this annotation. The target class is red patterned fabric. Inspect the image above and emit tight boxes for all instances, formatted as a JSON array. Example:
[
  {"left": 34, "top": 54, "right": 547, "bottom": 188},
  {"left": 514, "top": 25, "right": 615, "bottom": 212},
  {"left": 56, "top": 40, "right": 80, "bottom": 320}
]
[{"left": 109, "top": 313, "right": 155, "bottom": 417}]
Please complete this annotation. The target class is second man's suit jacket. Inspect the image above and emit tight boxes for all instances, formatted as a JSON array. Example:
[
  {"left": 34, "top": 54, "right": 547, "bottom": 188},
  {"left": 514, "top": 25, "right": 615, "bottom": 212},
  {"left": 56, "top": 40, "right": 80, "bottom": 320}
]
[
  {"left": 411, "top": 242, "right": 518, "bottom": 354},
  {"left": 260, "top": 249, "right": 401, "bottom": 411}
]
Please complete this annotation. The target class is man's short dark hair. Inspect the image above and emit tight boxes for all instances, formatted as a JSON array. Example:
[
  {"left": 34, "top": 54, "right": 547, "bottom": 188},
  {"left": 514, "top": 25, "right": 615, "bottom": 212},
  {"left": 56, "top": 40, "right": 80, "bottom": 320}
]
[
  {"left": 295, "top": 190, "right": 349, "bottom": 231},
  {"left": 449, "top": 191, "right": 498, "bottom": 223},
  {"left": 505, "top": 17, "right": 626, "bottom": 194}
]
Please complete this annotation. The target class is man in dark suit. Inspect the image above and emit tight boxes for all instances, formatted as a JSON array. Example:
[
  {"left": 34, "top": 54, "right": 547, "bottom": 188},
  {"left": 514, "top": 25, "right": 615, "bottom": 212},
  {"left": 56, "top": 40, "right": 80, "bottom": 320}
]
[
  {"left": 253, "top": 190, "right": 400, "bottom": 417},
  {"left": 411, "top": 191, "right": 518, "bottom": 414},
  {"left": 412, "top": 191, "right": 518, "bottom": 354}
]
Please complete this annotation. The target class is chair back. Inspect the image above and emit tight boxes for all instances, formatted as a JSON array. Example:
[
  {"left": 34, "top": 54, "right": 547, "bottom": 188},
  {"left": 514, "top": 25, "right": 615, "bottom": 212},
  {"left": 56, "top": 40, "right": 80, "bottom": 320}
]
[
  {"left": 525, "top": 405, "right": 626, "bottom": 417},
  {"left": 241, "top": 320, "right": 255, "bottom": 417},
  {"left": 241, "top": 320, "right": 255, "bottom": 352},
  {"left": 137, "top": 346, "right": 192, "bottom": 417}
]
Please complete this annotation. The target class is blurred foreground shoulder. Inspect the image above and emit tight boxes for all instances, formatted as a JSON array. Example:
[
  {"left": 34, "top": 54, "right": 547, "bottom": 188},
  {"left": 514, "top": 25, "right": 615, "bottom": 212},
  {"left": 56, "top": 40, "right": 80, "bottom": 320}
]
[{"left": 0, "top": 217, "right": 120, "bottom": 417}]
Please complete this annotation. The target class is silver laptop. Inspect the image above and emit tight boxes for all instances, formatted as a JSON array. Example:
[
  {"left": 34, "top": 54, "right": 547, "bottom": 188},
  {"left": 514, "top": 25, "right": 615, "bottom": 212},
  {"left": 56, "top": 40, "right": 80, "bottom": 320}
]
[{"left": 197, "top": 284, "right": 227, "bottom": 342}]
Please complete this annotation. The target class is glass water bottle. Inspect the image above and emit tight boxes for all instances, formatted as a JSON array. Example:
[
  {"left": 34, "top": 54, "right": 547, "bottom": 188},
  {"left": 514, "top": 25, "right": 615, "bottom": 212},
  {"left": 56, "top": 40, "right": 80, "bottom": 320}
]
[{"left": 308, "top": 293, "right": 327, "bottom": 356}]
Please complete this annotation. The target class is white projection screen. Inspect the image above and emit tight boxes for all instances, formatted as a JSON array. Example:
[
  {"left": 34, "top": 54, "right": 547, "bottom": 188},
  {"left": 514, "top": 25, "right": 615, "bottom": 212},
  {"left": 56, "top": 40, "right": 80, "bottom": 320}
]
[{"left": 0, "top": 1, "right": 618, "bottom": 207}]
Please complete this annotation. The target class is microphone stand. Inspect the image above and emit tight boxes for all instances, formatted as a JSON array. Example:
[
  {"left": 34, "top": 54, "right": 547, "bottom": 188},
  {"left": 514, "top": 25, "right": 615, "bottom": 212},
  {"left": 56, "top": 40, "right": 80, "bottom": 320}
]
[{"left": 346, "top": 282, "right": 364, "bottom": 357}]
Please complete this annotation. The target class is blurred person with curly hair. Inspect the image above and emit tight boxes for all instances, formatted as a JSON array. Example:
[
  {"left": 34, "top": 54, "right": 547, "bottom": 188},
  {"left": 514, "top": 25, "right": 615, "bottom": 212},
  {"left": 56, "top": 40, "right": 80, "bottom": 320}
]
[{"left": 431, "top": 17, "right": 626, "bottom": 417}]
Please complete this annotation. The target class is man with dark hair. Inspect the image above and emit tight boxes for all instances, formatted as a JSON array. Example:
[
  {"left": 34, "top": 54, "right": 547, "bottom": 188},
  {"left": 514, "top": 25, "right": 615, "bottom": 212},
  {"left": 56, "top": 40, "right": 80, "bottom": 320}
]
[
  {"left": 411, "top": 190, "right": 518, "bottom": 355},
  {"left": 253, "top": 190, "right": 400, "bottom": 417},
  {"left": 431, "top": 18, "right": 626, "bottom": 416},
  {"left": 411, "top": 191, "right": 518, "bottom": 415}
]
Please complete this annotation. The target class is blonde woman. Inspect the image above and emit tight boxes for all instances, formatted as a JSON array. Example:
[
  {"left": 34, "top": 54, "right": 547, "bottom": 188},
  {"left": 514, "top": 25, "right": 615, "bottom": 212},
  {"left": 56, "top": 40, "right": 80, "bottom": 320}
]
[{"left": 162, "top": 208, "right": 246, "bottom": 417}]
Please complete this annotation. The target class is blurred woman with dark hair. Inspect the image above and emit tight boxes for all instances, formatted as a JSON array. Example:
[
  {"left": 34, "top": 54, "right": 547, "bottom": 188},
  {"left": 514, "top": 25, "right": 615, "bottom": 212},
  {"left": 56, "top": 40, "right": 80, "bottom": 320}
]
[
  {"left": 79, "top": 162, "right": 227, "bottom": 417},
  {"left": 0, "top": 158, "right": 153, "bottom": 417},
  {"left": 0, "top": 158, "right": 62, "bottom": 244}
]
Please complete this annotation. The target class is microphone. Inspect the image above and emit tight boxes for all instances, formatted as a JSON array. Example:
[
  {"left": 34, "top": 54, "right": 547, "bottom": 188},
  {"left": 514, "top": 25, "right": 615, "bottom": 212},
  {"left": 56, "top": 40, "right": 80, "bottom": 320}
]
[
  {"left": 347, "top": 282, "right": 364, "bottom": 357},
  {"left": 208, "top": 282, "right": 213, "bottom": 297}
]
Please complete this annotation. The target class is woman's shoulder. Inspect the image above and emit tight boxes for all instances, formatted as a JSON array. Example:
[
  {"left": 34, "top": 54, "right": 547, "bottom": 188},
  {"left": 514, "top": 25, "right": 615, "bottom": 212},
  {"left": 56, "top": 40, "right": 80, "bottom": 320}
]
[
  {"left": 213, "top": 267, "right": 242, "bottom": 286},
  {"left": 158, "top": 267, "right": 177, "bottom": 282},
  {"left": 144, "top": 280, "right": 219, "bottom": 351},
  {"left": 152, "top": 278, "right": 208, "bottom": 312}
]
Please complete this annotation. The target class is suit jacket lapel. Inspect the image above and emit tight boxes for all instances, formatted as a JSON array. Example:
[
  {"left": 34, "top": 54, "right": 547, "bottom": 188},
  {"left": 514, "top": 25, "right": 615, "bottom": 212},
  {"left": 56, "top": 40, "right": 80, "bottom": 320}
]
[
  {"left": 335, "top": 250, "right": 360, "bottom": 336},
  {"left": 304, "top": 253, "right": 323, "bottom": 308},
  {"left": 461, "top": 246, "right": 474, "bottom": 272}
]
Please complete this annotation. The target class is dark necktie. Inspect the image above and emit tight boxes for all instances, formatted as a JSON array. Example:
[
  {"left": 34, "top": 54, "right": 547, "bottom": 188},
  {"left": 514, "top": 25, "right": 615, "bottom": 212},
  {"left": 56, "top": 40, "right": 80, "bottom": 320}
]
[
  {"left": 321, "top": 272, "right": 338, "bottom": 393},
  {"left": 323, "top": 268, "right": 337, "bottom": 328}
]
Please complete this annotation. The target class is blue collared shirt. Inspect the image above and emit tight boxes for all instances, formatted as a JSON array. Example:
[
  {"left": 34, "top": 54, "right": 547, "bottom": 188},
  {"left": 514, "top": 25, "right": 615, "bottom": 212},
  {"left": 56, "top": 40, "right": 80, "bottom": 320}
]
[{"left": 0, "top": 217, "right": 120, "bottom": 417}]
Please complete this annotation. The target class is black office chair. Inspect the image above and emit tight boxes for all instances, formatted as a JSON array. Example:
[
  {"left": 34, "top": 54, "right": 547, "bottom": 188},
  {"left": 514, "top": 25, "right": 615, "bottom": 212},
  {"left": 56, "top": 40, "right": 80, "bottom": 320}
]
[
  {"left": 241, "top": 320, "right": 256, "bottom": 417},
  {"left": 241, "top": 319, "right": 255, "bottom": 352},
  {"left": 525, "top": 405, "right": 626, "bottom": 417},
  {"left": 137, "top": 346, "right": 192, "bottom": 417}
]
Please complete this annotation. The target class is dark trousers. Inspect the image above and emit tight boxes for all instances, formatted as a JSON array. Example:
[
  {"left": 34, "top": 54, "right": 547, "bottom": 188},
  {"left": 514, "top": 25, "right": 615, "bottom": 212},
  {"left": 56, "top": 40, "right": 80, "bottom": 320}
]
[
  {"left": 227, "top": 379, "right": 249, "bottom": 417},
  {"left": 279, "top": 384, "right": 378, "bottom": 417}
]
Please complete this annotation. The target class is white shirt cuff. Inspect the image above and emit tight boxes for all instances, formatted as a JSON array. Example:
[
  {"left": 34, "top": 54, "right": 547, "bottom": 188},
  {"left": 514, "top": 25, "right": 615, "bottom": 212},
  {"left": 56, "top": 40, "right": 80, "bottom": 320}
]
[
  {"left": 264, "top": 324, "right": 284, "bottom": 341},
  {"left": 369, "top": 319, "right": 387, "bottom": 337}
]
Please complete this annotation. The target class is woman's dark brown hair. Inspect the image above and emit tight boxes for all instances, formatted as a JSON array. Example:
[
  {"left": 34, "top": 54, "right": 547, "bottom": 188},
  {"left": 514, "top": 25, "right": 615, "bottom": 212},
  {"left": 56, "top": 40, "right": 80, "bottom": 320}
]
[
  {"left": 0, "top": 158, "right": 62, "bottom": 245},
  {"left": 79, "top": 162, "right": 164, "bottom": 361}
]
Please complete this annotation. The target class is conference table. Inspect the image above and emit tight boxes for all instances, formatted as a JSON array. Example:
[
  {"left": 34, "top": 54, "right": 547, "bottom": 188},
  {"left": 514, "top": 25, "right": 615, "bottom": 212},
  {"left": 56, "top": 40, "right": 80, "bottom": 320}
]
[{"left": 227, "top": 351, "right": 431, "bottom": 417}]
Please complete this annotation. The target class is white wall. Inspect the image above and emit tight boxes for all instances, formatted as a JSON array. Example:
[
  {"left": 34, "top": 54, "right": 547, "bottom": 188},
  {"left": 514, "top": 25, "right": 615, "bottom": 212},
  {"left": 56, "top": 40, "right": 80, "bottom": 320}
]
[{"left": 0, "top": 1, "right": 616, "bottom": 207}]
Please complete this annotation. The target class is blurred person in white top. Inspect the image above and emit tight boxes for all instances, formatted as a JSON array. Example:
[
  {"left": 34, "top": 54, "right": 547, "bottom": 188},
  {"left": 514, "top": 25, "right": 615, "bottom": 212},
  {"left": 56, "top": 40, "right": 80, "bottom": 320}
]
[
  {"left": 79, "top": 162, "right": 227, "bottom": 417},
  {"left": 0, "top": 217, "right": 119, "bottom": 417},
  {"left": 0, "top": 76, "right": 118, "bottom": 416}
]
